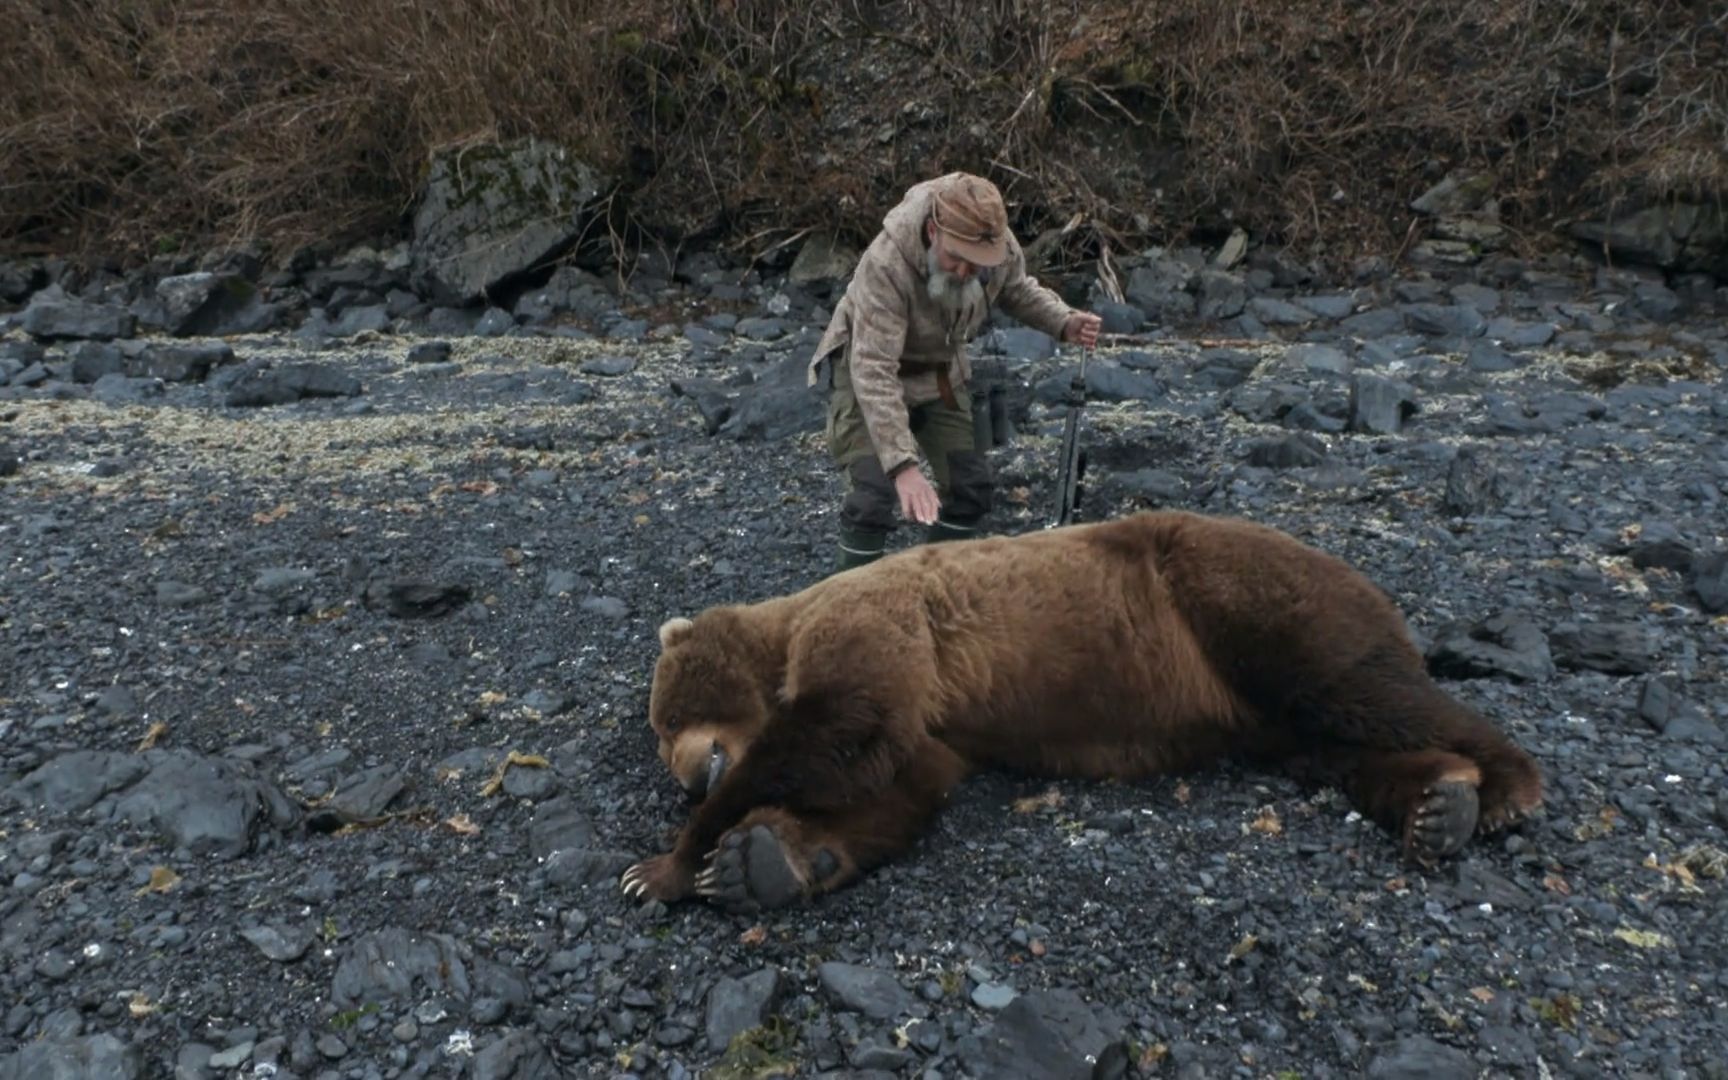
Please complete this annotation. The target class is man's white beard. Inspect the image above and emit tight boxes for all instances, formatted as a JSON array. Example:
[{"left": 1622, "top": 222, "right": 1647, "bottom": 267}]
[{"left": 926, "top": 245, "right": 984, "bottom": 322}]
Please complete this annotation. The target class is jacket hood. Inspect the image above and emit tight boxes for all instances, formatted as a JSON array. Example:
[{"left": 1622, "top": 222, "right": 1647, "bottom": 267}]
[{"left": 879, "top": 177, "right": 943, "bottom": 278}]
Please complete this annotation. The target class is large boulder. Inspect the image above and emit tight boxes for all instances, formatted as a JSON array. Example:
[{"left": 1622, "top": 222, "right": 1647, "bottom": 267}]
[
  {"left": 1569, "top": 202, "right": 1728, "bottom": 277},
  {"left": 787, "top": 233, "right": 859, "bottom": 285},
  {"left": 151, "top": 272, "right": 281, "bottom": 336},
  {"left": 20, "top": 287, "right": 136, "bottom": 341},
  {"left": 409, "top": 138, "right": 608, "bottom": 306}
]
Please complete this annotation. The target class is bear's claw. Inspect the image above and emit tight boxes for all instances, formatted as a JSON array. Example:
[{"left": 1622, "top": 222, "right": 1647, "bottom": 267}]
[
  {"left": 1477, "top": 798, "right": 1538, "bottom": 835},
  {"left": 694, "top": 824, "right": 806, "bottom": 915},
  {"left": 619, "top": 854, "right": 694, "bottom": 903},
  {"left": 1404, "top": 780, "right": 1480, "bottom": 866}
]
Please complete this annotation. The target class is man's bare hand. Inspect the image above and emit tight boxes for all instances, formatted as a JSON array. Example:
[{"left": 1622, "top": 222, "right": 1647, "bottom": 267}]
[
  {"left": 1063, "top": 311, "right": 1103, "bottom": 349},
  {"left": 894, "top": 468, "right": 941, "bottom": 526}
]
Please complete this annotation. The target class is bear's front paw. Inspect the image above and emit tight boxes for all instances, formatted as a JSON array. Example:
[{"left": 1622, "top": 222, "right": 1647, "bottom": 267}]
[{"left": 620, "top": 854, "right": 695, "bottom": 903}]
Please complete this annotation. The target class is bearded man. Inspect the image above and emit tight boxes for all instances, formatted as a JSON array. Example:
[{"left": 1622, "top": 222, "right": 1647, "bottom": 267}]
[{"left": 807, "top": 172, "right": 1103, "bottom": 571}]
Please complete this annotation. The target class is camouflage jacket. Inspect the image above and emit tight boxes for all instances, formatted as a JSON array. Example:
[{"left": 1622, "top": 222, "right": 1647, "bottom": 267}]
[{"left": 806, "top": 173, "right": 1075, "bottom": 476}]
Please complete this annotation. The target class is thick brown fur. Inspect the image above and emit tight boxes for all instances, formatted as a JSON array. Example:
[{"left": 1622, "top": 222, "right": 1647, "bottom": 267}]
[{"left": 620, "top": 510, "right": 1545, "bottom": 913}]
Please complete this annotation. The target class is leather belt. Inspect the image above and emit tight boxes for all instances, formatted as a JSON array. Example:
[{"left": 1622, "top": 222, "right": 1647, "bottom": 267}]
[{"left": 900, "top": 360, "right": 960, "bottom": 410}]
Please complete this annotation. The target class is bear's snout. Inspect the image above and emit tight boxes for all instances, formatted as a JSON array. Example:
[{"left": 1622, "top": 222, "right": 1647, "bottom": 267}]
[{"left": 683, "top": 741, "right": 730, "bottom": 802}]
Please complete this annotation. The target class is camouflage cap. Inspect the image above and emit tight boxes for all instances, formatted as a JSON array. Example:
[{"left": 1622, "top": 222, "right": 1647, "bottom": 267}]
[{"left": 930, "top": 173, "right": 1010, "bottom": 267}]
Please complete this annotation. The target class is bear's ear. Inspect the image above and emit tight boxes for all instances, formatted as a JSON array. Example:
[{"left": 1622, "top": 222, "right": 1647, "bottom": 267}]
[{"left": 657, "top": 617, "right": 695, "bottom": 649}]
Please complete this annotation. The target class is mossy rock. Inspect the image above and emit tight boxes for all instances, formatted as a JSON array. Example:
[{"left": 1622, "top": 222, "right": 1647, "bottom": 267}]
[{"left": 409, "top": 138, "right": 610, "bottom": 306}]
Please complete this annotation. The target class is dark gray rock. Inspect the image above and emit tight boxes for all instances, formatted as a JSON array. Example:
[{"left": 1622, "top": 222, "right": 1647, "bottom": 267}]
[
  {"left": 1095, "top": 301, "right": 1145, "bottom": 334},
  {"left": 817, "top": 962, "right": 914, "bottom": 1021},
  {"left": 154, "top": 273, "right": 277, "bottom": 336},
  {"left": 787, "top": 233, "right": 858, "bottom": 284},
  {"left": 470, "top": 1030, "right": 557, "bottom": 1080},
  {"left": 717, "top": 355, "right": 823, "bottom": 442},
  {"left": 1229, "top": 382, "right": 1310, "bottom": 424},
  {"left": 1426, "top": 614, "right": 1556, "bottom": 682},
  {"left": 1484, "top": 317, "right": 1556, "bottom": 347},
  {"left": 0, "top": 1033, "right": 144, "bottom": 1080},
  {"left": 1636, "top": 676, "right": 1723, "bottom": 744},
  {"left": 8, "top": 750, "right": 150, "bottom": 814},
  {"left": 1624, "top": 521, "right": 1694, "bottom": 572},
  {"left": 1348, "top": 373, "right": 1418, "bottom": 434},
  {"left": 361, "top": 579, "right": 472, "bottom": 619},
  {"left": 155, "top": 580, "right": 209, "bottom": 607},
  {"left": 683, "top": 323, "right": 728, "bottom": 350},
  {"left": 732, "top": 315, "right": 786, "bottom": 341},
  {"left": 1247, "top": 297, "right": 1316, "bottom": 326},
  {"left": 0, "top": 259, "right": 44, "bottom": 304},
  {"left": 1108, "top": 468, "right": 1188, "bottom": 506},
  {"left": 1034, "top": 362, "right": 1164, "bottom": 406},
  {"left": 1247, "top": 432, "right": 1328, "bottom": 469},
  {"left": 326, "top": 765, "right": 408, "bottom": 821},
  {"left": 669, "top": 375, "right": 734, "bottom": 435},
  {"left": 1442, "top": 445, "right": 1515, "bottom": 516},
  {"left": 91, "top": 373, "right": 165, "bottom": 405},
  {"left": 1401, "top": 303, "right": 1486, "bottom": 338},
  {"left": 239, "top": 925, "right": 314, "bottom": 963},
  {"left": 1196, "top": 271, "right": 1247, "bottom": 321},
  {"left": 541, "top": 848, "right": 633, "bottom": 889},
  {"left": 1341, "top": 308, "right": 1405, "bottom": 337},
  {"left": 953, "top": 989, "right": 1128, "bottom": 1080},
  {"left": 580, "top": 355, "right": 636, "bottom": 377},
  {"left": 139, "top": 341, "right": 235, "bottom": 382},
  {"left": 1448, "top": 282, "right": 1501, "bottom": 313},
  {"left": 1465, "top": 340, "right": 1520, "bottom": 373},
  {"left": 331, "top": 928, "right": 531, "bottom": 1013},
  {"left": 106, "top": 749, "right": 301, "bottom": 858},
  {"left": 474, "top": 307, "right": 516, "bottom": 337},
  {"left": 225, "top": 363, "right": 363, "bottom": 407},
  {"left": 406, "top": 340, "right": 452, "bottom": 365},
  {"left": 705, "top": 968, "right": 785, "bottom": 1053},
  {"left": 991, "top": 326, "right": 1059, "bottom": 363},
  {"left": 1365, "top": 1035, "right": 1477, "bottom": 1079},
  {"left": 1690, "top": 552, "right": 1728, "bottom": 614},
  {"left": 22, "top": 291, "right": 136, "bottom": 341},
  {"left": 67, "top": 342, "right": 126, "bottom": 383},
  {"left": 529, "top": 797, "right": 594, "bottom": 858},
  {"left": 1411, "top": 171, "right": 1495, "bottom": 216},
  {"left": 1123, "top": 258, "right": 1198, "bottom": 322},
  {"left": 1550, "top": 621, "right": 1659, "bottom": 675},
  {"left": 578, "top": 595, "right": 629, "bottom": 620},
  {"left": 1191, "top": 348, "right": 1259, "bottom": 389},
  {"left": 1292, "top": 293, "right": 1356, "bottom": 320},
  {"left": 1569, "top": 202, "right": 1728, "bottom": 277},
  {"left": 1285, "top": 343, "right": 1353, "bottom": 375}
]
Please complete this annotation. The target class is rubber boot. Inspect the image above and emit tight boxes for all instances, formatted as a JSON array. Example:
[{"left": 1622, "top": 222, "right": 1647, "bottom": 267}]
[
  {"left": 835, "top": 528, "right": 887, "bottom": 572},
  {"left": 926, "top": 518, "right": 979, "bottom": 544}
]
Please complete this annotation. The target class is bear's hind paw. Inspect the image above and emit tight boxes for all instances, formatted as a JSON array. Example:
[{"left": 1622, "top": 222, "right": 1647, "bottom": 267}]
[
  {"left": 1402, "top": 780, "right": 1480, "bottom": 867},
  {"left": 695, "top": 824, "right": 809, "bottom": 915}
]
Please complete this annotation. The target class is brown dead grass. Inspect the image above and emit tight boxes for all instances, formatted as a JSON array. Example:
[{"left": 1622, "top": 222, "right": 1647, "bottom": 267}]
[{"left": 2, "top": 0, "right": 1723, "bottom": 269}]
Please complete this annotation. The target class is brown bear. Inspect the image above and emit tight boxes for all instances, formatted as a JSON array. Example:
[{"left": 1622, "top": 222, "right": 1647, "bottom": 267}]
[{"left": 620, "top": 510, "right": 1544, "bottom": 914}]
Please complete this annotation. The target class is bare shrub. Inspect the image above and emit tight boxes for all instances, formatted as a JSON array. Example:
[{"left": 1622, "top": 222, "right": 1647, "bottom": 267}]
[
  {"left": 0, "top": 0, "right": 635, "bottom": 258},
  {"left": 2, "top": 0, "right": 1723, "bottom": 269}
]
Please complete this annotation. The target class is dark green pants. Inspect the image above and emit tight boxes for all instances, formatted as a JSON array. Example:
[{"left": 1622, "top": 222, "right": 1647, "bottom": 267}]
[{"left": 824, "top": 353, "right": 994, "bottom": 567}]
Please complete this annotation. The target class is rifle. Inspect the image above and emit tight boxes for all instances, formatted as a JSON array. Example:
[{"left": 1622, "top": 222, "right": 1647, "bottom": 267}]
[{"left": 1051, "top": 344, "right": 1090, "bottom": 528}]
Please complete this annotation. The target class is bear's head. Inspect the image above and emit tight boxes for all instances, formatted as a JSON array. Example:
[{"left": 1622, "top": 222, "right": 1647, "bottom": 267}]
[{"left": 647, "top": 611, "right": 777, "bottom": 802}]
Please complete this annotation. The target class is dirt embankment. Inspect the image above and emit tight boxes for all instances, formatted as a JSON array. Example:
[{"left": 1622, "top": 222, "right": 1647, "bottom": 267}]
[{"left": 3, "top": 1, "right": 1724, "bottom": 273}]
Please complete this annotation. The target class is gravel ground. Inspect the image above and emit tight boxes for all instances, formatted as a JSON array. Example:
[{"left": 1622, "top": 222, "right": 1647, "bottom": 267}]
[{"left": 2, "top": 254, "right": 1727, "bottom": 1080}]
